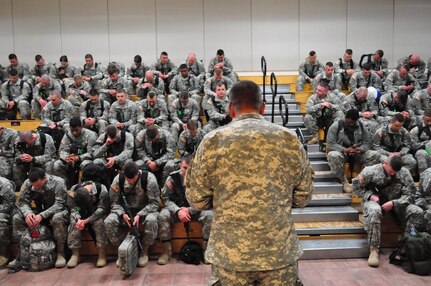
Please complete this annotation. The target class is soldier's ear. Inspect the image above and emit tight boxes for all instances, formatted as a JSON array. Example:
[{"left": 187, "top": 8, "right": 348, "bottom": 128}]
[
  {"left": 259, "top": 102, "right": 266, "bottom": 116},
  {"left": 229, "top": 103, "right": 236, "bottom": 119}
]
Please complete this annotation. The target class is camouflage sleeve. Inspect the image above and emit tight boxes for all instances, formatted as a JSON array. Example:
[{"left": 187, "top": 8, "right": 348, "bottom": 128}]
[
  {"left": 123, "top": 103, "right": 137, "bottom": 128},
  {"left": 1, "top": 131, "right": 18, "bottom": 157},
  {"left": 154, "top": 133, "right": 175, "bottom": 167},
  {"left": 48, "top": 64, "right": 57, "bottom": 79},
  {"left": 170, "top": 102, "right": 182, "bottom": 125},
  {"left": 108, "top": 105, "right": 119, "bottom": 125},
  {"left": 135, "top": 131, "right": 151, "bottom": 162},
  {"left": 381, "top": 59, "right": 389, "bottom": 74},
  {"left": 384, "top": 73, "right": 395, "bottom": 91},
  {"left": 392, "top": 170, "right": 415, "bottom": 209},
  {"left": 416, "top": 61, "right": 427, "bottom": 80},
  {"left": 18, "top": 180, "right": 34, "bottom": 217},
  {"left": 92, "top": 134, "right": 109, "bottom": 159},
  {"left": 410, "top": 75, "right": 420, "bottom": 91},
  {"left": 58, "top": 101, "right": 74, "bottom": 127},
  {"left": 349, "top": 73, "right": 358, "bottom": 92},
  {"left": 358, "top": 125, "right": 371, "bottom": 152},
  {"left": 33, "top": 83, "right": 42, "bottom": 101},
  {"left": 0, "top": 83, "right": 8, "bottom": 106},
  {"left": 88, "top": 187, "right": 109, "bottom": 222},
  {"left": 223, "top": 58, "right": 233, "bottom": 75},
  {"left": 39, "top": 180, "right": 67, "bottom": 219},
  {"left": 156, "top": 79, "right": 165, "bottom": 95},
  {"left": 410, "top": 127, "right": 425, "bottom": 152},
  {"left": 190, "top": 76, "right": 200, "bottom": 95},
  {"left": 204, "top": 79, "right": 216, "bottom": 97},
  {"left": 372, "top": 129, "right": 390, "bottom": 156},
  {"left": 155, "top": 101, "right": 168, "bottom": 124},
  {"left": 368, "top": 95, "right": 379, "bottom": 117},
  {"left": 292, "top": 143, "right": 314, "bottom": 208},
  {"left": 411, "top": 91, "right": 424, "bottom": 116},
  {"left": 177, "top": 132, "right": 187, "bottom": 155},
  {"left": 298, "top": 63, "right": 307, "bottom": 79},
  {"left": 167, "top": 62, "right": 177, "bottom": 77},
  {"left": 0, "top": 181, "right": 16, "bottom": 213},
  {"left": 207, "top": 100, "right": 225, "bottom": 121},
  {"left": 80, "top": 131, "right": 97, "bottom": 161},
  {"left": 225, "top": 77, "right": 234, "bottom": 94},
  {"left": 99, "top": 79, "right": 110, "bottom": 95},
  {"left": 136, "top": 102, "right": 145, "bottom": 124},
  {"left": 378, "top": 94, "right": 392, "bottom": 117},
  {"left": 334, "top": 60, "right": 345, "bottom": 74},
  {"left": 306, "top": 96, "right": 322, "bottom": 115},
  {"left": 22, "top": 64, "right": 31, "bottom": 81},
  {"left": 207, "top": 59, "right": 215, "bottom": 76},
  {"left": 41, "top": 105, "right": 54, "bottom": 126},
  {"left": 100, "top": 101, "right": 110, "bottom": 122},
  {"left": 114, "top": 133, "right": 134, "bottom": 164},
  {"left": 399, "top": 129, "right": 412, "bottom": 156},
  {"left": 34, "top": 134, "right": 56, "bottom": 165},
  {"left": 312, "top": 75, "right": 320, "bottom": 91},
  {"left": 333, "top": 74, "right": 342, "bottom": 94},
  {"left": 373, "top": 73, "right": 383, "bottom": 91},
  {"left": 198, "top": 62, "right": 206, "bottom": 78},
  {"left": 352, "top": 166, "right": 374, "bottom": 200},
  {"left": 67, "top": 192, "right": 80, "bottom": 221},
  {"left": 109, "top": 176, "right": 125, "bottom": 217},
  {"left": 58, "top": 133, "right": 71, "bottom": 161},
  {"left": 326, "top": 123, "right": 345, "bottom": 153},
  {"left": 169, "top": 76, "right": 178, "bottom": 95},
  {"left": 191, "top": 100, "right": 200, "bottom": 121},
  {"left": 329, "top": 93, "right": 342, "bottom": 111},
  {"left": 137, "top": 173, "right": 160, "bottom": 217},
  {"left": 79, "top": 102, "right": 87, "bottom": 122}
]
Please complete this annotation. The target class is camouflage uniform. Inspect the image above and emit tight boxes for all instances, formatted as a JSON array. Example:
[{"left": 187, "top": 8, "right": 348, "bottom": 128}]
[
  {"left": 304, "top": 92, "right": 344, "bottom": 135},
  {"left": 79, "top": 99, "right": 110, "bottom": 135},
  {"left": 126, "top": 63, "right": 150, "bottom": 92},
  {"left": 108, "top": 99, "right": 137, "bottom": 135},
  {"left": 352, "top": 164, "right": 423, "bottom": 247},
  {"left": 384, "top": 70, "right": 420, "bottom": 94},
  {"left": 372, "top": 125, "right": 417, "bottom": 173},
  {"left": 13, "top": 175, "right": 68, "bottom": 246},
  {"left": 67, "top": 181, "right": 109, "bottom": 249},
  {"left": 104, "top": 171, "right": 160, "bottom": 247},
  {"left": 398, "top": 56, "right": 427, "bottom": 87},
  {"left": 93, "top": 130, "right": 134, "bottom": 170},
  {"left": 53, "top": 128, "right": 98, "bottom": 184},
  {"left": 136, "top": 98, "right": 169, "bottom": 132},
  {"left": 170, "top": 98, "right": 200, "bottom": 140},
  {"left": 0, "top": 78, "right": 32, "bottom": 119},
  {"left": 312, "top": 72, "right": 345, "bottom": 99},
  {"left": 31, "top": 80, "right": 62, "bottom": 119},
  {"left": 81, "top": 62, "right": 104, "bottom": 90},
  {"left": 14, "top": 132, "right": 56, "bottom": 187},
  {"left": 410, "top": 122, "right": 431, "bottom": 174},
  {"left": 349, "top": 71, "right": 383, "bottom": 93},
  {"left": 204, "top": 75, "right": 234, "bottom": 97},
  {"left": 342, "top": 92, "right": 381, "bottom": 134},
  {"left": 207, "top": 57, "right": 236, "bottom": 83},
  {"left": 296, "top": 59, "right": 323, "bottom": 91},
  {"left": 0, "top": 177, "right": 15, "bottom": 246},
  {"left": 6, "top": 63, "right": 31, "bottom": 82},
  {"left": 0, "top": 127, "right": 19, "bottom": 179},
  {"left": 168, "top": 74, "right": 201, "bottom": 106},
  {"left": 41, "top": 99, "right": 74, "bottom": 132},
  {"left": 186, "top": 60, "right": 206, "bottom": 89},
  {"left": 99, "top": 77, "right": 133, "bottom": 103},
  {"left": 379, "top": 91, "right": 416, "bottom": 128},
  {"left": 134, "top": 128, "right": 176, "bottom": 185},
  {"left": 203, "top": 95, "right": 230, "bottom": 133},
  {"left": 412, "top": 88, "right": 431, "bottom": 122},
  {"left": 66, "top": 80, "right": 91, "bottom": 113},
  {"left": 136, "top": 74, "right": 165, "bottom": 98},
  {"left": 158, "top": 169, "right": 213, "bottom": 242},
  {"left": 417, "top": 169, "right": 431, "bottom": 232},
  {"left": 334, "top": 58, "right": 359, "bottom": 88},
  {"left": 178, "top": 128, "right": 206, "bottom": 157},
  {"left": 31, "top": 63, "right": 57, "bottom": 84},
  {"left": 327, "top": 120, "right": 380, "bottom": 182},
  {"left": 151, "top": 59, "right": 178, "bottom": 93},
  {"left": 186, "top": 113, "right": 314, "bottom": 283},
  {"left": 369, "top": 58, "right": 389, "bottom": 79}
]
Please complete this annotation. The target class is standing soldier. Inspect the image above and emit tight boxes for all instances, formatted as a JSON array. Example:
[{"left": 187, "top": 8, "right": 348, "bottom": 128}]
[
  {"left": 327, "top": 109, "right": 379, "bottom": 192},
  {"left": 152, "top": 51, "right": 177, "bottom": 94},
  {"left": 0, "top": 177, "right": 15, "bottom": 268},
  {"left": 126, "top": 55, "right": 150, "bottom": 93},
  {"left": 80, "top": 89, "right": 110, "bottom": 135},
  {"left": 1, "top": 69, "right": 32, "bottom": 120},
  {"left": 66, "top": 74, "right": 92, "bottom": 113},
  {"left": 203, "top": 83, "right": 231, "bottom": 133},
  {"left": 170, "top": 92, "right": 200, "bottom": 140},
  {"left": 178, "top": 119, "right": 206, "bottom": 157},
  {"left": 104, "top": 162, "right": 160, "bottom": 267},
  {"left": 136, "top": 91, "right": 169, "bottom": 132},
  {"left": 10, "top": 168, "right": 69, "bottom": 268},
  {"left": 335, "top": 49, "right": 359, "bottom": 90},
  {"left": 66, "top": 177, "right": 110, "bottom": 268},
  {"left": 410, "top": 109, "right": 431, "bottom": 174},
  {"left": 108, "top": 90, "right": 137, "bottom": 135},
  {"left": 32, "top": 75, "right": 62, "bottom": 119},
  {"left": 168, "top": 64, "right": 200, "bottom": 106},
  {"left": 0, "top": 126, "right": 19, "bottom": 180},
  {"left": 296, "top": 50, "right": 323, "bottom": 91},
  {"left": 352, "top": 155, "right": 424, "bottom": 267},
  {"left": 158, "top": 156, "right": 212, "bottom": 265},
  {"left": 81, "top": 54, "right": 104, "bottom": 90}
]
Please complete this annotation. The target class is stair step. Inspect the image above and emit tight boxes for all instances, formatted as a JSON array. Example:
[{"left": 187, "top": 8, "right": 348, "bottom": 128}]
[
  {"left": 307, "top": 152, "right": 326, "bottom": 160},
  {"left": 300, "top": 238, "right": 369, "bottom": 260},
  {"left": 308, "top": 193, "right": 351, "bottom": 206},
  {"left": 314, "top": 170, "right": 338, "bottom": 181},
  {"left": 295, "top": 221, "right": 365, "bottom": 235},
  {"left": 310, "top": 160, "right": 330, "bottom": 171},
  {"left": 314, "top": 181, "right": 343, "bottom": 194},
  {"left": 307, "top": 144, "right": 321, "bottom": 153},
  {"left": 264, "top": 94, "right": 295, "bottom": 103},
  {"left": 260, "top": 84, "right": 291, "bottom": 94},
  {"left": 292, "top": 206, "right": 359, "bottom": 222},
  {"left": 264, "top": 103, "right": 300, "bottom": 111}
]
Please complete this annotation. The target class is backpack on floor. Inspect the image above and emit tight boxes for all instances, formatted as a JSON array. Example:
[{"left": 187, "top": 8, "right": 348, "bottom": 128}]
[{"left": 179, "top": 222, "right": 203, "bottom": 265}]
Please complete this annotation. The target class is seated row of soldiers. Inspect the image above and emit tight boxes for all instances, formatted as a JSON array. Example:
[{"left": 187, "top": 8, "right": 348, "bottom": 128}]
[
  {"left": 306, "top": 81, "right": 431, "bottom": 192},
  {"left": 0, "top": 50, "right": 236, "bottom": 120},
  {"left": 296, "top": 49, "right": 430, "bottom": 95}
]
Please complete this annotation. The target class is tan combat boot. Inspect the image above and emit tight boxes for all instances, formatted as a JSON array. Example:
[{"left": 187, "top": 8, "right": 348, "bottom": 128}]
[
  {"left": 138, "top": 246, "right": 149, "bottom": 267},
  {"left": 0, "top": 245, "right": 9, "bottom": 269},
  {"left": 55, "top": 244, "right": 67, "bottom": 268},
  {"left": 7, "top": 258, "right": 17, "bottom": 268},
  {"left": 157, "top": 241, "right": 172, "bottom": 265},
  {"left": 343, "top": 177, "right": 352, "bottom": 193},
  {"left": 96, "top": 248, "right": 107, "bottom": 268},
  {"left": 368, "top": 246, "right": 379, "bottom": 267},
  {"left": 66, "top": 249, "right": 80, "bottom": 268},
  {"left": 202, "top": 240, "right": 210, "bottom": 265},
  {"left": 307, "top": 133, "right": 319, "bottom": 145}
]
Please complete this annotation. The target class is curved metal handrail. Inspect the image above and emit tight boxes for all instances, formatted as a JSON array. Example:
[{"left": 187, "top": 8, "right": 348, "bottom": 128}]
[
  {"left": 296, "top": 127, "right": 308, "bottom": 153},
  {"left": 278, "top": 95, "right": 289, "bottom": 127},
  {"left": 261, "top": 56, "right": 267, "bottom": 102},
  {"left": 270, "top": 72, "right": 278, "bottom": 123}
]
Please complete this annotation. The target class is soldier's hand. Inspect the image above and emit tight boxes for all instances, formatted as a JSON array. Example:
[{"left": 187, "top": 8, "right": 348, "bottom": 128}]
[
  {"left": 178, "top": 208, "right": 191, "bottom": 222},
  {"left": 142, "top": 83, "right": 152, "bottom": 89},
  {"left": 369, "top": 195, "right": 380, "bottom": 204},
  {"left": 133, "top": 215, "right": 140, "bottom": 226},
  {"left": 76, "top": 219, "right": 85, "bottom": 231},
  {"left": 33, "top": 214, "right": 43, "bottom": 228},
  {"left": 39, "top": 99, "right": 47, "bottom": 108},
  {"left": 49, "top": 123, "right": 56, "bottom": 129},
  {"left": 146, "top": 160, "right": 158, "bottom": 172},
  {"left": 83, "top": 76, "right": 90, "bottom": 81},
  {"left": 109, "top": 89, "right": 117, "bottom": 96},
  {"left": 381, "top": 201, "right": 394, "bottom": 212},
  {"left": 25, "top": 213, "right": 36, "bottom": 228},
  {"left": 133, "top": 77, "right": 140, "bottom": 84},
  {"left": 116, "top": 123, "right": 125, "bottom": 129},
  {"left": 182, "top": 123, "right": 188, "bottom": 130},
  {"left": 105, "top": 157, "right": 116, "bottom": 168},
  {"left": 21, "top": 154, "right": 33, "bottom": 163},
  {"left": 7, "top": 101, "right": 15, "bottom": 109},
  {"left": 362, "top": 111, "right": 372, "bottom": 119},
  {"left": 123, "top": 214, "right": 131, "bottom": 228},
  {"left": 70, "top": 89, "right": 75, "bottom": 95},
  {"left": 35, "top": 76, "right": 41, "bottom": 83}
]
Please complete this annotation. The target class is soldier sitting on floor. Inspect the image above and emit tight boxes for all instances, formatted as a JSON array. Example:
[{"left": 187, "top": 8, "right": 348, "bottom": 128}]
[
  {"left": 296, "top": 50, "right": 323, "bottom": 92},
  {"left": 80, "top": 89, "right": 110, "bottom": 135}
]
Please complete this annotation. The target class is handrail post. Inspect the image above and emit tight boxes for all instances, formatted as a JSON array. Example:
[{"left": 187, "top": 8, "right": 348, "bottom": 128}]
[
  {"left": 270, "top": 72, "right": 278, "bottom": 123},
  {"left": 261, "top": 56, "right": 267, "bottom": 102}
]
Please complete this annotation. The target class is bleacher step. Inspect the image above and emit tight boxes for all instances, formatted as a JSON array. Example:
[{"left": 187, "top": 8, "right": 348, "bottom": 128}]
[
  {"left": 308, "top": 193, "right": 351, "bottom": 206},
  {"left": 295, "top": 221, "right": 365, "bottom": 235},
  {"left": 292, "top": 206, "right": 359, "bottom": 222},
  {"left": 259, "top": 84, "right": 291, "bottom": 94},
  {"left": 307, "top": 152, "right": 326, "bottom": 160},
  {"left": 310, "top": 160, "right": 330, "bottom": 171},
  {"left": 314, "top": 170, "right": 338, "bottom": 181},
  {"left": 299, "top": 238, "right": 369, "bottom": 260},
  {"left": 307, "top": 144, "right": 321, "bottom": 153},
  {"left": 314, "top": 181, "right": 343, "bottom": 194}
]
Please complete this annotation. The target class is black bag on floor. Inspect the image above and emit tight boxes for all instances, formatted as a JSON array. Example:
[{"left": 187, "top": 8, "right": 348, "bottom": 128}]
[
  {"left": 179, "top": 222, "right": 203, "bottom": 265},
  {"left": 389, "top": 231, "right": 431, "bottom": 276}
]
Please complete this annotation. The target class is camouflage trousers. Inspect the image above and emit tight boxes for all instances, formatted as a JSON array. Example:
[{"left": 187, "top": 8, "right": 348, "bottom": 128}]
[
  {"left": 363, "top": 200, "right": 424, "bottom": 247},
  {"left": 0, "top": 99, "right": 31, "bottom": 119},
  {"left": 378, "top": 154, "right": 417, "bottom": 175},
  {"left": 327, "top": 150, "right": 380, "bottom": 182},
  {"left": 414, "top": 150, "right": 431, "bottom": 175},
  {"left": 53, "top": 159, "right": 93, "bottom": 187},
  {"left": 0, "top": 157, "right": 14, "bottom": 180},
  {"left": 83, "top": 119, "right": 109, "bottom": 136},
  {"left": 67, "top": 95, "right": 84, "bottom": 116},
  {"left": 104, "top": 212, "right": 158, "bottom": 248},
  {"left": 68, "top": 217, "right": 108, "bottom": 249},
  {"left": 13, "top": 161, "right": 54, "bottom": 190},
  {"left": 12, "top": 210, "right": 69, "bottom": 245},
  {"left": 296, "top": 76, "right": 312, "bottom": 92},
  {"left": 0, "top": 213, "right": 11, "bottom": 245},
  {"left": 215, "top": 262, "right": 298, "bottom": 286},
  {"left": 303, "top": 112, "right": 343, "bottom": 135},
  {"left": 157, "top": 208, "right": 213, "bottom": 241}
]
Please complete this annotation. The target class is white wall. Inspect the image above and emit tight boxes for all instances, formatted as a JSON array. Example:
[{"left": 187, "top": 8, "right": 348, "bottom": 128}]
[{"left": 1, "top": 0, "right": 431, "bottom": 72}]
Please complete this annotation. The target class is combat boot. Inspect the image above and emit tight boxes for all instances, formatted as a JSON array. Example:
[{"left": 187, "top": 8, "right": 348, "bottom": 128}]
[
  {"left": 368, "top": 246, "right": 379, "bottom": 267},
  {"left": 96, "top": 248, "right": 107, "bottom": 268},
  {"left": 66, "top": 249, "right": 80, "bottom": 268},
  {"left": 7, "top": 258, "right": 17, "bottom": 268},
  {"left": 55, "top": 244, "right": 67, "bottom": 268},
  {"left": 157, "top": 241, "right": 172, "bottom": 265},
  {"left": 307, "top": 133, "right": 319, "bottom": 145},
  {"left": 343, "top": 177, "right": 352, "bottom": 193},
  {"left": 202, "top": 240, "right": 210, "bottom": 264},
  {"left": 138, "top": 246, "right": 149, "bottom": 267},
  {"left": 0, "top": 245, "right": 9, "bottom": 269}
]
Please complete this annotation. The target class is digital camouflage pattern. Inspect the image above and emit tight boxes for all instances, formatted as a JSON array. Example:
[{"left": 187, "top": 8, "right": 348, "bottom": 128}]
[{"left": 0, "top": 177, "right": 15, "bottom": 245}]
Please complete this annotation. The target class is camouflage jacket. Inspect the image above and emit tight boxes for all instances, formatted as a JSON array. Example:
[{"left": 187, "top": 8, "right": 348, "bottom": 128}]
[
  {"left": 0, "top": 177, "right": 15, "bottom": 214},
  {"left": 372, "top": 125, "right": 412, "bottom": 155},
  {"left": 58, "top": 128, "right": 98, "bottom": 162},
  {"left": 298, "top": 59, "right": 323, "bottom": 79},
  {"left": 342, "top": 93, "right": 379, "bottom": 118},
  {"left": 135, "top": 128, "right": 175, "bottom": 166},
  {"left": 327, "top": 120, "right": 371, "bottom": 153}
]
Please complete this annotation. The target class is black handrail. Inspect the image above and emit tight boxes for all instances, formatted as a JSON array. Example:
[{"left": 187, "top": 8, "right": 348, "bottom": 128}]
[
  {"left": 270, "top": 72, "right": 278, "bottom": 123},
  {"left": 278, "top": 95, "right": 289, "bottom": 127},
  {"left": 296, "top": 127, "right": 308, "bottom": 153},
  {"left": 261, "top": 56, "right": 267, "bottom": 103}
]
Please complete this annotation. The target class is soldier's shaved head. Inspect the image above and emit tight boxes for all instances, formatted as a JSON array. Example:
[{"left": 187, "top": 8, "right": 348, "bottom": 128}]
[
  {"left": 19, "top": 130, "right": 33, "bottom": 141},
  {"left": 409, "top": 54, "right": 420, "bottom": 66},
  {"left": 386, "top": 155, "right": 402, "bottom": 172},
  {"left": 229, "top": 80, "right": 263, "bottom": 113}
]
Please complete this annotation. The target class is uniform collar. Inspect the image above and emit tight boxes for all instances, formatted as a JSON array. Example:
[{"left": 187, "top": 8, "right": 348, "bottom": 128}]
[{"left": 232, "top": 113, "right": 264, "bottom": 122}]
